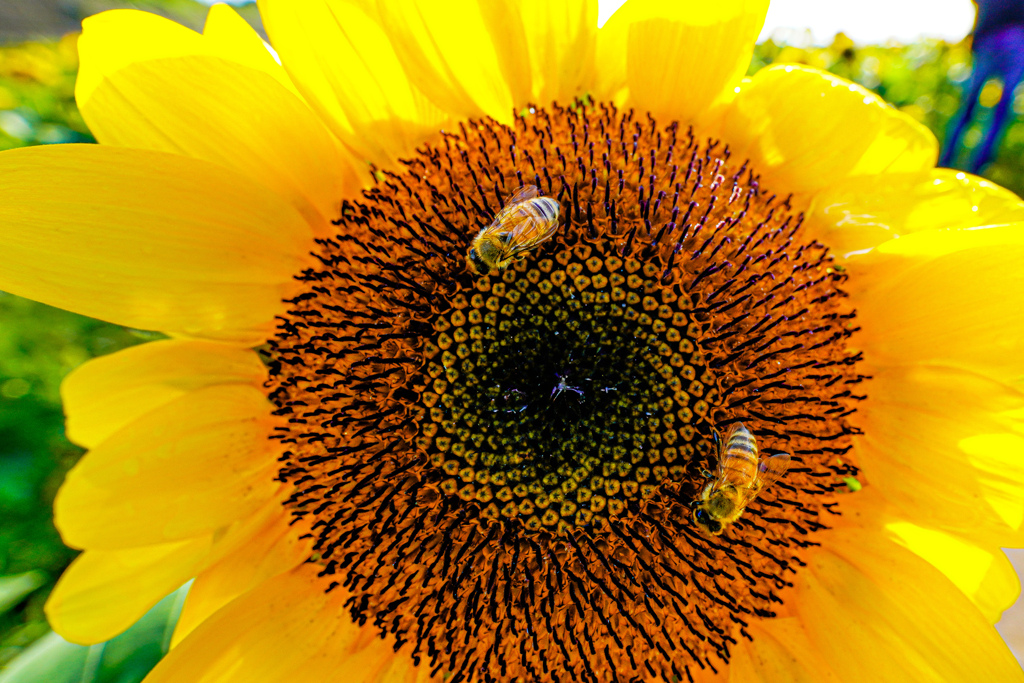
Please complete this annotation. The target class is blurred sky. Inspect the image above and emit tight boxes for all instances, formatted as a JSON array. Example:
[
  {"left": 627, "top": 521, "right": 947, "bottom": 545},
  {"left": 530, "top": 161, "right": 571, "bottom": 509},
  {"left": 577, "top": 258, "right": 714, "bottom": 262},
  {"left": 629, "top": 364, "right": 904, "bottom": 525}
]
[
  {"left": 757, "top": 0, "right": 975, "bottom": 44},
  {"left": 596, "top": 0, "right": 977, "bottom": 43}
]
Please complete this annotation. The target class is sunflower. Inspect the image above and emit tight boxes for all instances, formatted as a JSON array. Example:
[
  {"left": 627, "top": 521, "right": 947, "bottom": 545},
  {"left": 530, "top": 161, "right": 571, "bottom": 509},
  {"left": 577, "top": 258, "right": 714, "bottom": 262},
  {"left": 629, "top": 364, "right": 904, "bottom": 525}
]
[{"left": 1, "top": 0, "right": 1023, "bottom": 680}]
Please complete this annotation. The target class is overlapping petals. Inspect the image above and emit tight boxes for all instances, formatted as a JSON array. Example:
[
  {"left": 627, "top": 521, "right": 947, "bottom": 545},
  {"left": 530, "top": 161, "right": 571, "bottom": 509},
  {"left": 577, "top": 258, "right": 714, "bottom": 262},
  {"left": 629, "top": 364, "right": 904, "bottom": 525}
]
[
  {"left": 0, "top": 0, "right": 1015, "bottom": 680},
  {"left": 519, "top": 0, "right": 598, "bottom": 104},
  {"left": 886, "top": 521, "right": 1020, "bottom": 624},
  {"left": 791, "top": 525, "right": 1020, "bottom": 682},
  {"left": 47, "top": 537, "right": 216, "bottom": 644},
  {"left": 170, "top": 503, "right": 313, "bottom": 647},
  {"left": 47, "top": 492, "right": 299, "bottom": 645},
  {"left": 54, "top": 384, "right": 279, "bottom": 549},
  {"left": 77, "top": 7, "right": 358, "bottom": 236},
  {"left": 596, "top": 0, "right": 768, "bottom": 126},
  {"left": 809, "top": 169, "right": 1024, "bottom": 257},
  {"left": 258, "top": 0, "right": 449, "bottom": 168},
  {"left": 375, "top": 0, "right": 532, "bottom": 123},
  {"left": 145, "top": 566, "right": 430, "bottom": 683},
  {"left": 62, "top": 340, "right": 268, "bottom": 449},
  {"left": 44, "top": 342, "right": 290, "bottom": 645}
]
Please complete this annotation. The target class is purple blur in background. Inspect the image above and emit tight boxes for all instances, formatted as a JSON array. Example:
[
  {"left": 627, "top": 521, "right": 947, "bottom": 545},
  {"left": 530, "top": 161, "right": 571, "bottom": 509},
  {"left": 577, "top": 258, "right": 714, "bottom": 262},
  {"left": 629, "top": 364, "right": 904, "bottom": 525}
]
[{"left": 940, "top": 0, "right": 1024, "bottom": 172}]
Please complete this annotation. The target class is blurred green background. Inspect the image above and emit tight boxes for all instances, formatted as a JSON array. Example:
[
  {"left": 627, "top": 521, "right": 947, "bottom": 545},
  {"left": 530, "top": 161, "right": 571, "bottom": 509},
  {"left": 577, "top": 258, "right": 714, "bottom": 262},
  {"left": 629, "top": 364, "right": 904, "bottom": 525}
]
[{"left": 0, "top": 1, "right": 1022, "bottom": 680}]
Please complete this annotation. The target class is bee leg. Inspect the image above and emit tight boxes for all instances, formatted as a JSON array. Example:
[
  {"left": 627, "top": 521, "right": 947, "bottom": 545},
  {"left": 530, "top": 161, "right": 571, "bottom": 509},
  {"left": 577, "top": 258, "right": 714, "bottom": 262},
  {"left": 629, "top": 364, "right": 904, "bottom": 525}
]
[{"left": 699, "top": 467, "right": 712, "bottom": 479}]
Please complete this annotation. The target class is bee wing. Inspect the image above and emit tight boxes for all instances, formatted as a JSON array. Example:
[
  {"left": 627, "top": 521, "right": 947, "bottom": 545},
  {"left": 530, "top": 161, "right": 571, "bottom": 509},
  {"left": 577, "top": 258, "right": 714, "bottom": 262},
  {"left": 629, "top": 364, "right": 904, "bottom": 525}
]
[
  {"left": 734, "top": 452, "right": 790, "bottom": 506},
  {"left": 505, "top": 185, "right": 540, "bottom": 205},
  {"left": 486, "top": 185, "right": 542, "bottom": 231},
  {"left": 506, "top": 216, "right": 559, "bottom": 256},
  {"left": 756, "top": 452, "right": 791, "bottom": 490}
]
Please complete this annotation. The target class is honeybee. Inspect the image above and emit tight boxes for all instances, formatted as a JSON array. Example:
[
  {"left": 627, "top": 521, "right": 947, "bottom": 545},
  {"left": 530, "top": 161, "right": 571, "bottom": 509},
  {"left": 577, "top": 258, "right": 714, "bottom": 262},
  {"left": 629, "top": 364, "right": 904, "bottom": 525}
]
[
  {"left": 693, "top": 423, "right": 791, "bottom": 537},
  {"left": 467, "top": 185, "right": 560, "bottom": 275}
]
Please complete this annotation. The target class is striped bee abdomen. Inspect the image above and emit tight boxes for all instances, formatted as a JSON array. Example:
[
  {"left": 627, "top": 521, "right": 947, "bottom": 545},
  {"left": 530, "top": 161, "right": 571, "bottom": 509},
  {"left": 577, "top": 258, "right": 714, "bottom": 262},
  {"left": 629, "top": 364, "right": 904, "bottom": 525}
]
[{"left": 719, "top": 424, "right": 759, "bottom": 488}]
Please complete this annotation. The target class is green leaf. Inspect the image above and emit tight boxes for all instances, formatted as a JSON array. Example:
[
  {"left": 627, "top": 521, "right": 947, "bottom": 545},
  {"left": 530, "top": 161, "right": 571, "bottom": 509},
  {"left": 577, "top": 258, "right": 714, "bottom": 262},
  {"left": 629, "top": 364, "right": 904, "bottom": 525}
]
[
  {"left": 0, "top": 572, "right": 45, "bottom": 616},
  {"left": 0, "top": 584, "right": 188, "bottom": 683},
  {"left": 0, "top": 632, "right": 89, "bottom": 683}
]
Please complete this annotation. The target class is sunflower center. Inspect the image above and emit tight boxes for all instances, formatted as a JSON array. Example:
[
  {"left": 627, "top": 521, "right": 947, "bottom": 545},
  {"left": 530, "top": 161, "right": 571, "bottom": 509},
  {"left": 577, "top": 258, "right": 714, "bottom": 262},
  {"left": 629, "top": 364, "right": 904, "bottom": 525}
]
[
  {"left": 266, "top": 101, "right": 866, "bottom": 683},
  {"left": 420, "top": 250, "right": 719, "bottom": 533}
]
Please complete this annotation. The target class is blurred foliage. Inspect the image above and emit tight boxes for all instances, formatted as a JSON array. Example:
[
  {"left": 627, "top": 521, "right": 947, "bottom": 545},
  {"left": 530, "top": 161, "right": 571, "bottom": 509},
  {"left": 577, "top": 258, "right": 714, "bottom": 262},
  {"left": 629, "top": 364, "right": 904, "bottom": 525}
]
[
  {"left": 0, "top": 34, "right": 92, "bottom": 149},
  {"left": 0, "top": 585, "right": 188, "bottom": 683},
  {"left": 0, "top": 295, "right": 148, "bottom": 667},
  {"left": 0, "top": 20, "right": 1023, "bottom": 680}
]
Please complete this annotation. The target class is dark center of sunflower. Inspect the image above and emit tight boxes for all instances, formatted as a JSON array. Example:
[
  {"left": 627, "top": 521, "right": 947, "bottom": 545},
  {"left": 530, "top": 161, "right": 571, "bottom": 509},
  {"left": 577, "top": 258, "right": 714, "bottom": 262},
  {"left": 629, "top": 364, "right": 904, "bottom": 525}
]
[
  {"left": 419, "top": 253, "right": 719, "bottom": 534},
  {"left": 265, "top": 102, "right": 866, "bottom": 683}
]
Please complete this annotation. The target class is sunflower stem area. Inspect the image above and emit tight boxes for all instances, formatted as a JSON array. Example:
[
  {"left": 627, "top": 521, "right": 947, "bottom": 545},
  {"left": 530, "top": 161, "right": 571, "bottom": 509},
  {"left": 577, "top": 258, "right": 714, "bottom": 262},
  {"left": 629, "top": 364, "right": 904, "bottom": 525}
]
[{"left": 1, "top": 20, "right": 1024, "bottom": 681}]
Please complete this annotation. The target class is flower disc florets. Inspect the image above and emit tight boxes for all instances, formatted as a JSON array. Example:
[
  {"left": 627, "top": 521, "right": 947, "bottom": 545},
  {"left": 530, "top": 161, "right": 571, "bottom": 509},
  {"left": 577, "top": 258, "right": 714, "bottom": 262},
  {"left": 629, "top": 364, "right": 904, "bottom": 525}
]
[{"left": 265, "top": 101, "right": 867, "bottom": 683}]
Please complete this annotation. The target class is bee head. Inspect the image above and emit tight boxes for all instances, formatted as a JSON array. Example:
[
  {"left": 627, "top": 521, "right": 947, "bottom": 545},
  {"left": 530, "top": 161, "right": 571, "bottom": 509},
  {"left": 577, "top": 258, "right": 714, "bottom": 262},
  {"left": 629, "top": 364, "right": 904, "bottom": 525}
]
[
  {"left": 693, "top": 507, "right": 723, "bottom": 536},
  {"left": 467, "top": 248, "right": 492, "bottom": 275}
]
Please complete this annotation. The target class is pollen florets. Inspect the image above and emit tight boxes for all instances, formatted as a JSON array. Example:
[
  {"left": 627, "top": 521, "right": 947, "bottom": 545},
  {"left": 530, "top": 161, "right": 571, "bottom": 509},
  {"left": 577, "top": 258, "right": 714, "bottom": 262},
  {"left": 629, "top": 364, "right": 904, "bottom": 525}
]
[{"left": 265, "top": 101, "right": 866, "bottom": 683}]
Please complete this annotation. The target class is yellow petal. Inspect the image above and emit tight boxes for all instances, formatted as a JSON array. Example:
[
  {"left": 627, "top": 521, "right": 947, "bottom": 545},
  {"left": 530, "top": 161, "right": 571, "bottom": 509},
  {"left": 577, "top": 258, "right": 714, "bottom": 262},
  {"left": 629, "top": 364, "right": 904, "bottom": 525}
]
[
  {"left": 258, "top": 0, "right": 447, "bottom": 167},
  {"left": 81, "top": 56, "right": 355, "bottom": 237},
  {"left": 596, "top": 0, "right": 768, "bottom": 125},
  {"left": 46, "top": 537, "right": 212, "bottom": 645},
  {"left": 794, "top": 527, "right": 1022, "bottom": 682},
  {"left": 721, "top": 65, "right": 938, "bottom": 195},
  {"left": 376, "top": 0, "right": 531, "bottom": 122},
  {"left": 728, "top": 618, "right": 838, "bottom": 683},
  {"left": 283, "top": 615, "right": 429, "bottom": 683},
  {"left": 809, "top": 169, "right": 1024, "bottom": 258},
  {"left": 144, "top": 565, "right": 415, "bottom": 683},
  {"left": 55, "top": 385, "right": 279, "bottom": 550},
  {"left": 47, "top": 489, "right": 295, "bottom": 645},
  {"left": 76, "top": 9, "right": 202, "bottom": 105},
  {"left": 200, "top": 4, "right": 294, "bottom": 87},
  {"left": 856, "top": 364, "right": 1024, "bottom": 548},
  {"left": 76, "top": 8, "right": 296, "bottom": 106},
  {"left": 78, "top": 6, "right": 359, "bottom": 236},
  {"left": 62, "top": 340, "right": 266, "bottom": 450},
  {"left": 171, "top": 506, "right": 312, "bottom": 647},
  {"left": 854, "top": 225, "right": 1024, "bottom": 377},
  {"left": 886, "top": 522, "right": 1020, "bottom": 624},
  {"left": 79, "top": 7, "right": 365, "bottom": 229},
  {"left": 519, "top": 0, "right": 597, "bottom": 104},
  {"left": 0, "top": 144, "right": 310, "bottom": 345}
]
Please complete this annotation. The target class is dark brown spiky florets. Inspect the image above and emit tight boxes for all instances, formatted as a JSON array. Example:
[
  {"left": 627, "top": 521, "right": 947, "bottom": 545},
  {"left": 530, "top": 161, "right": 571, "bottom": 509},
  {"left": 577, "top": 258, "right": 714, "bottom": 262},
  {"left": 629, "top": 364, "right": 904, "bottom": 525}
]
[{"left": 264, "top": 101, "right": 866, "bottom": 683}]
